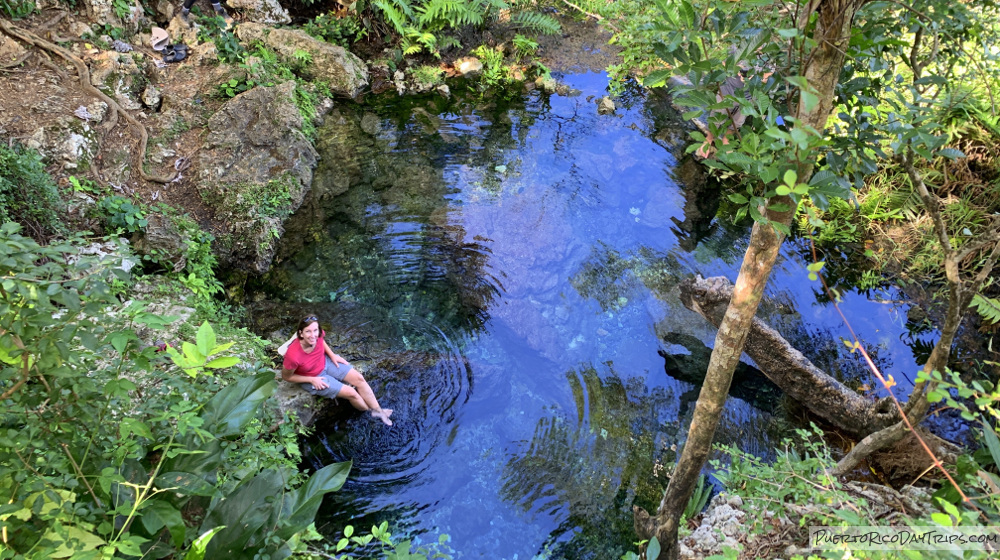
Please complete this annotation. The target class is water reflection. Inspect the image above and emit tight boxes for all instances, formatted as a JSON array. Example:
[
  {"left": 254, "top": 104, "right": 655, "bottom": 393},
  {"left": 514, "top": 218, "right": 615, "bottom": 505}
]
[{"left": 247, "top": 72, "right": 926, "bottom": 559}]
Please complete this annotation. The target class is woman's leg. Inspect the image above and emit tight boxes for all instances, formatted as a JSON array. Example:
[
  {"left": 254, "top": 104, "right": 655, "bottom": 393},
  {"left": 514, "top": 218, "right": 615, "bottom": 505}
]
[
  {"left": 335, "top": 385, "right": 367, "bottom": 411},
  {"left": 344, "top": 369, "right": 392, "bottom": 422}
]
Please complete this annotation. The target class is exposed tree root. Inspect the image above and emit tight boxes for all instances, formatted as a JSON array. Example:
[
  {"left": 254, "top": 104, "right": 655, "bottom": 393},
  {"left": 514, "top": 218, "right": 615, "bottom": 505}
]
[{"left": 0, "top": 19, "right": 176, "bottom": 184}]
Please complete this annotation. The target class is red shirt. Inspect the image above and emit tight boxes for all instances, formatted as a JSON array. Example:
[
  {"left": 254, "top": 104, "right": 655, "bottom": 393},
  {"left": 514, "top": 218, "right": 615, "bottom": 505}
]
[{"left": 282, "top": 330, "right": 327, "bottom": 377}]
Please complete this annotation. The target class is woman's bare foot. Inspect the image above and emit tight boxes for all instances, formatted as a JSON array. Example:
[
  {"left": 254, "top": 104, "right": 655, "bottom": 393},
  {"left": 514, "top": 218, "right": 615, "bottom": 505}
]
[{"left": 371, "top": 410, "right": 393, "bottom": 426}]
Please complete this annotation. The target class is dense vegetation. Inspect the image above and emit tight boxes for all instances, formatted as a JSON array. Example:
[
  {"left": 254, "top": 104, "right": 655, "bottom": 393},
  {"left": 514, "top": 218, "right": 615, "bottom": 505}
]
[{"left": 3, "top": 0, "right": 1000, "bottom": 558}]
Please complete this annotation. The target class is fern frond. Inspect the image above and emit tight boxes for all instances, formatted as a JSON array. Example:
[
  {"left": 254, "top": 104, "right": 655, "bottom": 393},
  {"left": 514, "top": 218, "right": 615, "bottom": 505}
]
[
  {"left": 973, "top": 293, "right": 1000, "bottom": 325},
  {"left": 417, "top": 0, "right": 464, "bottom": 24},
  {"left": 509, "top": 11, "right": 561, "bottom": 35},
  {"left": 373, "top": 0, "right": 410, "bottom": 34}
]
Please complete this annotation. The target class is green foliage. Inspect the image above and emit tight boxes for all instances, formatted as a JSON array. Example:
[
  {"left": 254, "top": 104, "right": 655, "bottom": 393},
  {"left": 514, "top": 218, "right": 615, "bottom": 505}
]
[
  {"left": 304, "top": 11, "right": 367, "bottom": 47},
  {"left": 472, "top": 44, "right": 511, "bottom": 89},
  {"left": 298, "top": 521, "right": 455, "bottom": 560},
  {"left": 683, "top": 474, "right": 712, "bottom": 522},
  {"left": 512, "top": 33, "right": 538, "bottom": 60},
  {"left": 369, "top": 0, "right": 558, "bottom": 57},
  {"left": 218, "top": 76, "right": 256, "bottom": 98},
  {"left": 0, "top": 0, "right": 34, "bottom": 19},
  {"left": 0, "top": 142, "right": 64, "bottom": 238},
  {"left": 0, "top": 222, "right": 337, "bottom": 559},
  {"left": 411, "top": 64, "right": 445, "bottom": 88},
  {"left": 197, "top": 14, "right": 247, "bottom": 63},
  {"left": 798, "top": 197, "right": 864, "bottom": 246},
  {"left": 972, "top": 293, "right": 1000, "bottom": 326},
  {"left": 508, "top": 10, "right": 560, "bottom": 36},
  {"left": 111, "top": 0, "right": 131, "bottom": 19},
  {"left": 97, "top": 194, "right": 148, "bottom": 234}
]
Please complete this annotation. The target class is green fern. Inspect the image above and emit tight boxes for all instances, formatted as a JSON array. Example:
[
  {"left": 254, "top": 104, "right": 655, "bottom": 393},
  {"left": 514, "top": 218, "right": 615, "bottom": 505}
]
[
  {"left": 973, "top": 294, "right": 1000, "bottom": 325},
  {"left": 509, "top": 11, "right": 561, "bottom": 35},
  {"left": 373, "top": 0, "right": 414, "bottom": 35}
]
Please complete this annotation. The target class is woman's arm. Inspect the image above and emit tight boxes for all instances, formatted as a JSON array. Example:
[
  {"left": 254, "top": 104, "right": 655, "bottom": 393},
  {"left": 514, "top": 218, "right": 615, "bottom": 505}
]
[
  {"left": 281, "top": 367, "right": 329, "bottom": 389},
  {"left": 322, "top": 338, "right": 349, "bottom": 366}
]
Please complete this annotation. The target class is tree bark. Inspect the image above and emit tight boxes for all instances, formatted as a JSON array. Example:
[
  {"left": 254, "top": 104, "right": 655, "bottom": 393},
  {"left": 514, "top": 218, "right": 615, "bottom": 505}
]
[{"left": 634, "top": 2, "right": 865, "bottom": 558}]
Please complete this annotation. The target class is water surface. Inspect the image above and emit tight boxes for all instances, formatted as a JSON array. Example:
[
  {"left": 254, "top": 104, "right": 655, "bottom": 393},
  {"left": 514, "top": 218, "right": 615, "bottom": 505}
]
[{"left": 251, "top": 72, "right": 922, "bottom": 559}]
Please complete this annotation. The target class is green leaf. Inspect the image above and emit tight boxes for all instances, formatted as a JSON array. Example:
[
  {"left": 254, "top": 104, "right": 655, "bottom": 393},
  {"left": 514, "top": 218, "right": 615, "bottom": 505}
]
[
  {"left": 120, "top": 418, "right": 153, "bottom": 440},
  {"left": 42, "top": 525, "right": 106, "bottom": 557},
  {"left": 159, "top": 472, "right": 219, "bottom": 497},
  {"left": 183, "top": 527, "right": 226, "bottom": 560},
  {"left": 647, "top": 536, "right": 661, "bottom": 560},
  {"left": 783, "top": 170, "right": 797, "bottom": 187},
  {"left": 981, "top": 420, "right": 1000, "bottom": 468},
  {"left": 200, "top": 372, "right": 276, "bottom": 437},
  {"left": 775, "top": 185, "right": 791, "bottom": 196},
  {"left": 937, "top": 148, "right": 964, "bottom": 160},
  {"left": 109, "top": 332, "right": 130, "bottom": 354},
  {"left": 728, "top": 193, "right": 749, "bottom": 204},
  {"left": 202, "top": 469, "right": 295, "bottom": 558},
  {"left": 196, "top": 322, "right": 216, "bottom": 357},
  {"left": 204, "top": 357, "right": 240, "bottom": 369},
  {"left": 181, "top": 341, "right": 204, "bottom": 364},
  {"left": 801, "top": 90, "right": 819, "bottom": 113},
  {"left": 273, "top": 461, "right": 352, "bottom": 541},
  {"left": 644, "top": 69, "right": 672, "bottom": 88},
  {"left": 142, "top": 500, "right": 186, "bottom": 548}
]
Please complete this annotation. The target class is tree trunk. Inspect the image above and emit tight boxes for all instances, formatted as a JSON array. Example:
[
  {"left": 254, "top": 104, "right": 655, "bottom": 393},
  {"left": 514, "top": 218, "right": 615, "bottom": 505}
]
[{"left": 634, "top": 2, "right": 864, "bottom": 558}]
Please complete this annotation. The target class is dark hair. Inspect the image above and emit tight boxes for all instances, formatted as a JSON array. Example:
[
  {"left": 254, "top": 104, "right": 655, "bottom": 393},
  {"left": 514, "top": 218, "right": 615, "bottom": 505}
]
[{"left": 295, "top": 315, "right": 319, "bottom": 339}]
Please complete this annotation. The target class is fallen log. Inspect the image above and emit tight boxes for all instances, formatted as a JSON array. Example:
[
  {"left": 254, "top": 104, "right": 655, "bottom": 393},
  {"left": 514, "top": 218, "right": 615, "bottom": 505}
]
[{"left": 679, "top": 275, "right": 899, "bottom": 437}]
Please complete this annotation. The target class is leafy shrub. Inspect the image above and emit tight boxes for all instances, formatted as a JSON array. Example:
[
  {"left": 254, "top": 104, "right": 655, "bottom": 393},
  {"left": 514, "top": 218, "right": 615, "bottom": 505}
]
[
  {"left": 0, "top": 0, "right": 34, "bottom": 19},
  {"left": 97, "top": 194, "right": 148, "bottom": 234},
  {"left": 304, "top": 11, "right": 366, "bottom": 47},
  {"left": 0, "top": 142, "right": 64, "bottom": 238},
  {"left": 0, "top": 222, "right": 346, "bottom": 559},
  {"left": 370, "top": 0, "right": 559, "bottom": 57}
]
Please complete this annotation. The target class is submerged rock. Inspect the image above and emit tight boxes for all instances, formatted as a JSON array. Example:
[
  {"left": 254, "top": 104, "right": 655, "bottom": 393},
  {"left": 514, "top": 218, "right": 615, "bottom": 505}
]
[{"left": 597, "top": 96, "right": 616, "bottom": 115}]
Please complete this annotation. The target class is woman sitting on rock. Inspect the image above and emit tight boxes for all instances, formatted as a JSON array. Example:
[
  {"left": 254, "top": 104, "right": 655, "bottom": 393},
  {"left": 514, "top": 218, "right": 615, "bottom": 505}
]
[{"left": 281, "top": 315, "right": 393, "bottom": 426}]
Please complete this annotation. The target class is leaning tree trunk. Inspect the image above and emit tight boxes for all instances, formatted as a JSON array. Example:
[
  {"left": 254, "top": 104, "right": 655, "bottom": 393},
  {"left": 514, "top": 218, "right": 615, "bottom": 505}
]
[
  {"left": 678, "top": 276, "right": 900, "bottom": 436},
  {"left": 634, "top": 2, "right": 865, "bottom": 558}
]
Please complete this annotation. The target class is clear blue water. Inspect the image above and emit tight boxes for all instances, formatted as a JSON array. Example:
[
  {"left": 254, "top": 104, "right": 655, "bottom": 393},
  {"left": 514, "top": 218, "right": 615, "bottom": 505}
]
[{"left": 253, "top": 72, "right": 924, "bottom": 559}]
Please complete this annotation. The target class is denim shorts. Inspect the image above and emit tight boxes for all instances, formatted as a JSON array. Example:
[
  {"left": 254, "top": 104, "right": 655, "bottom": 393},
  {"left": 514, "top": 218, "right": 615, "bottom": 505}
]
[{"left": 300, "top": 357, "right": 352, "bottom": 399}]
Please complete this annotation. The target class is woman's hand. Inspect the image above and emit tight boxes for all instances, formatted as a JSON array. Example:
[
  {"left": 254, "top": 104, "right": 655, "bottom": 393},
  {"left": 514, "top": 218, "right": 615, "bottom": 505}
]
[
  {"left": 331, "top": 354, "right": 349, "bottom": 367},
  {"left": 310, "top": 377, "right": 329, "bottom": 390}
]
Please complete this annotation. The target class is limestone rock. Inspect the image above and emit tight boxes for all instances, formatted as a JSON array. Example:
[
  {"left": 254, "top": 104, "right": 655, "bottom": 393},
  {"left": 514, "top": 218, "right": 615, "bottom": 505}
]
[
  {"left": 82, "top": 0, "right": 144, "bottom": 33},
  {"left": 454, "top": 56, "right": 483, "bottom": 76},
  {"left": 227, "top": 0, "right": 291, "bottom": 24},
  {"left": 131, "top": 213, "right": 188, "bottom": 272},
  {"left": 195, "top": 81, "right": 319, "bottom": 274},
  {"left": 191, "top": 41, "right": 218, "bottom": 66},
  {"left": 142, "top": 84, "right": 162, "bottom": 110},
  {"left": 597, "top": 96, "right": 616, "bottom": 115},
  {"left": 0, "top": 32, "right": 27, "bottom": 65},
  {"left": 89, "top": 51, "right": 147, "bottom": 111},
  {"left": 236, "top": 23, "right": 368, "bottom": 98}
]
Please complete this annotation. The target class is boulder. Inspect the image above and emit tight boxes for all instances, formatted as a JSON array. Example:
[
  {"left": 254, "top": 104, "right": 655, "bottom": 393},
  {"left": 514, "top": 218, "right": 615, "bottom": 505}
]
[
  {"left": 89, "top": 51, "right": 147, "bottom": 111},
  {"left": 597, "top": 96, "right": 616, "bottom": 115},
  {"left": 454, "top": 56, "right": 483, "bottom": 77},
  {"left": 227, "top": 0, "right": 290, "bottom": 24},
  {"left": 81, "top": 0, "right": 145, "bottom": 34},
  {"left": 195, "top": 81, "right": 319, "bottom": 274},
  {"left": 0, "top": 31, "right": 27, "bottom": 65},
  {"left": 236, "top": 23, "right": 368, "bottom": 98},
  {"left": 131, "top": 213, "right": 188, "bottom": 272}
]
